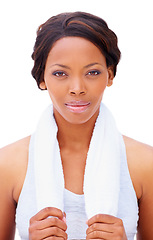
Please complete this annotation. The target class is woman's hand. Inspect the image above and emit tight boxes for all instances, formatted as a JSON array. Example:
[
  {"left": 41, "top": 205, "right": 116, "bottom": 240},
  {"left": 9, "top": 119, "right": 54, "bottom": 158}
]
[
  {"left": 29, "top": 207, "right": 67, "bottom": 240},
  {"left": 86, "top": 214, "right": 127, "bottom": 240}
]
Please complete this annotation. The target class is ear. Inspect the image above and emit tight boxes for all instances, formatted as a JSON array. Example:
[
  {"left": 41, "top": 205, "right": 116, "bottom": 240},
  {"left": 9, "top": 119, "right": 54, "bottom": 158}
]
[
  {"left": 107, "top": 66, "right": 114, "bottom": 87},
  {"left": 39, "top": 81, "right": 47, "bottom": 90}
]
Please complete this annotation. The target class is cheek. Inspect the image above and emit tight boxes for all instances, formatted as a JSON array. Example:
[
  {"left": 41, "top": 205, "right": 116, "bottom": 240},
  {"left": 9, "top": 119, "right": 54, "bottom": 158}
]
[
  {"left": 46, "top": 83, "right": 66, "bottom": 103},
  {"left": 90, "top": 79, "right": 108, "bottom": 96},
  {"left": 44, "top": 76, "right": 60, "bottom": 97}
]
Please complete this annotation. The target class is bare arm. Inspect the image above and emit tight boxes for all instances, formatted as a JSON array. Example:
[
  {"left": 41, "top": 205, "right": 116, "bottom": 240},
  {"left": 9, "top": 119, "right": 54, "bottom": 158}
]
[
  {"left": 0, "top": 147, "right": 16, "bottom": 239},
  {"left": 124, "top": 136, "right": 153, "bottom": 240},
  {"left": 0, "top": 137, "right": 30, "bottom": 239},
  {"left": 136, "top": 145, "right": 153, "bottom": 239}
]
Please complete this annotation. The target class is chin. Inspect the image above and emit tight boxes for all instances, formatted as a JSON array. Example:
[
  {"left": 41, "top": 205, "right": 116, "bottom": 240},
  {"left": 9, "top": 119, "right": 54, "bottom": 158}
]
[
  {"left": 53, "top": 104, "right": 100, "bottom": 125},
  {"left": 63, "top": 111, "right": 98, "bottom": 125}
]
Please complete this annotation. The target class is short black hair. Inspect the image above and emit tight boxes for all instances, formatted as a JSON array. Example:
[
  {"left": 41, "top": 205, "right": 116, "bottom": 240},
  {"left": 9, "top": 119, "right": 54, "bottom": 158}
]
[{"left": 31, "top": 11, "right": 121, "bottom": 89}]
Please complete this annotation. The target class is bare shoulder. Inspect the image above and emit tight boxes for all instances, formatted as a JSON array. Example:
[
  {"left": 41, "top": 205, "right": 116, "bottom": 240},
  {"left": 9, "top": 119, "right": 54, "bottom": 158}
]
[
  {"left": 123, "top": 135, "right": 153, "bottom": 239},
  {"left": 123, "top": 135, "right": 153, "bottom": 195},
  {"left": 0, "top": 136, "right": 30, "bottom": 160},
  {"left": 123, "top": 135, "right": 153, "bottom": 162},
  {"left": 0, "top": 136, "right": 30, "bottom": 173},
  {"left": 123, "top": 135, "right": 153, "bottom": 181},
  {"left": 0, "top": 136, "right": 31, "bottom": 202}
]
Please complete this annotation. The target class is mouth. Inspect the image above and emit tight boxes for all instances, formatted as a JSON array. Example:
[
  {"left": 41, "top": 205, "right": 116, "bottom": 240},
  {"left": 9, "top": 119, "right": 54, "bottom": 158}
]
[{"left": 65, "top": 101, "right": 91, "bottom": 113}]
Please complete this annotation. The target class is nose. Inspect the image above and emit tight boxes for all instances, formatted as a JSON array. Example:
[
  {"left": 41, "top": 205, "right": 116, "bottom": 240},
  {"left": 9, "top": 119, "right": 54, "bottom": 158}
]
[{"left": 69, "top": 76, "right": 86, "bottom": 96}]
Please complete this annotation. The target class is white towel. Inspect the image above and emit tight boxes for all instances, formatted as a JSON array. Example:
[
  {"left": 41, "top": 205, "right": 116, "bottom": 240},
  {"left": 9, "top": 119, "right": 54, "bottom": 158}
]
[{"left": 34, "top": 103, "right": 123, "bottom": 219}]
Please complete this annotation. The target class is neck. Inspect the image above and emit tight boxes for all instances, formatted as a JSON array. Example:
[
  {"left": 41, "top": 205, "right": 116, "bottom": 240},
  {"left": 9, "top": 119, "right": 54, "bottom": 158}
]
[{"left": 54, "top": 110, "right": 99, "bottom": 151}]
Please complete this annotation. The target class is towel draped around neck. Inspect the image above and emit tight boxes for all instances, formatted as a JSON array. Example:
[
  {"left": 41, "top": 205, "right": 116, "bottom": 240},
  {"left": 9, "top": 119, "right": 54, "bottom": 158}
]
[{"left": 34, "top": 103, "right": 123, "bottom": 219}]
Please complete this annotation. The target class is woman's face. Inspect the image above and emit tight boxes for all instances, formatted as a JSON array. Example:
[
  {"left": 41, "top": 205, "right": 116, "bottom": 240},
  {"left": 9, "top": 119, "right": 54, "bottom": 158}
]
[{"left": 42, "top": 37, "right": 114, "bottom": 124}]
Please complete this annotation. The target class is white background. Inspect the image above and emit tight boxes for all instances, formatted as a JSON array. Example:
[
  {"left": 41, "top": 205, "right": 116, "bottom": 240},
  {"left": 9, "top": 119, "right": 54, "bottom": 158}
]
[{"left": 0, "top": 0, "right": 152, "bottom": 239}]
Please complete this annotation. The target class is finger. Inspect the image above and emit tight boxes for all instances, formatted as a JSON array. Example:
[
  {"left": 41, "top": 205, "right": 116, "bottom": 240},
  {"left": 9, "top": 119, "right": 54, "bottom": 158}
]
[
  {"left": 87, "top": 214, "right": 116, "bottom": 226},
  {"left": 86, "top": 229, "right": 111, "bottom": 240},
  {"left": 35, "top": 226, "right": 68, "bottom": 240},
  {"left": 35, "top": 216, "right": 67, "bottom": 231},
  {"left": 45, "top": 237, "right": 66, "bottom": 240},
  {"left": 86, "top": 222, "right": 114, "bottom": 235},
  {"left": 30, "top": 207, "right": 63, "bottom": 222}
]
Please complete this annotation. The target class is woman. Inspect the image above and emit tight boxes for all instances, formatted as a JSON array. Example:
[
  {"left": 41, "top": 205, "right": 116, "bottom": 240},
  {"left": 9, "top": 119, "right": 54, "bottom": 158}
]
[{"left": 0, "top": 11, "right": 153, "bottom": 240}]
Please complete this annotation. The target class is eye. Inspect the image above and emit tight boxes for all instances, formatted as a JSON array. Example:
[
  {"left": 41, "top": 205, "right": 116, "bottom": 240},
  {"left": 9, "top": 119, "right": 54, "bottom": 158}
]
[
  {"left": 52, "top": 71, "right": 67, "bottom": 77},
  {"left": 87, "top": 70, "right": 101, "bottom": 76}
]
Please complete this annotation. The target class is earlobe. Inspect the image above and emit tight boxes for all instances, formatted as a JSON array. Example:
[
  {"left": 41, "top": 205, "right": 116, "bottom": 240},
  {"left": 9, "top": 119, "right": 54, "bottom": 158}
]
[
  {"left": 107, "top": 79, "right": 113, "bottom": 87},
  {"left": 39, "top": 81, "right": 47, "bottom": 90},
  {"left": 107, "top": 67, "right": 114, "bottom": 87}
]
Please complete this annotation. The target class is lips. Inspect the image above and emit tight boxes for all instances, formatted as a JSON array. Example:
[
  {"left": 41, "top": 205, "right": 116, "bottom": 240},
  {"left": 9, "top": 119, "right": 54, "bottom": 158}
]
[{"left": 65, "top": 101, "right": 91, "bottom": 113}]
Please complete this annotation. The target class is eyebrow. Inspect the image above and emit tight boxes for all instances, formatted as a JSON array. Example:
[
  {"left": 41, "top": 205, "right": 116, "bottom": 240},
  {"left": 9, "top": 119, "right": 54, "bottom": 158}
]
[
  {"left": 84, "top": 62, "right": 103, "bottom": 68},
  {"left": 50, "top": 62, "right": 103, "bottom": 69},
  {"left": 50, "top": 64, "right": 70, "bottom": 69}
]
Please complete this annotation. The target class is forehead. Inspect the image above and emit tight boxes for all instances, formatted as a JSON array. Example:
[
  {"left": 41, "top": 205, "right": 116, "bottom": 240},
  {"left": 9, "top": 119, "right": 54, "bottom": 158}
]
[{"left": 46, "top": 36, "right": 106, "bottom": 65}]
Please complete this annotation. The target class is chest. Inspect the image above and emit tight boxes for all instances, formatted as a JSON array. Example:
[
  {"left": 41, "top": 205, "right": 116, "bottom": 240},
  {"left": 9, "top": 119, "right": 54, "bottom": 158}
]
[{"left": 60, "top": 148, "right": 87, "bottom": 194}]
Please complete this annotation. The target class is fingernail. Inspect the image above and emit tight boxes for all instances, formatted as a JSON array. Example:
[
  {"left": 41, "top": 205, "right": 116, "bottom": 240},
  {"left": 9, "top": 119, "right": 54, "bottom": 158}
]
[
  {"left": 62, "top": 216, "right": 66, "bottom": 223},
  {"left": 62, "top": 212, "right": 66, "bottom": 223}
]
